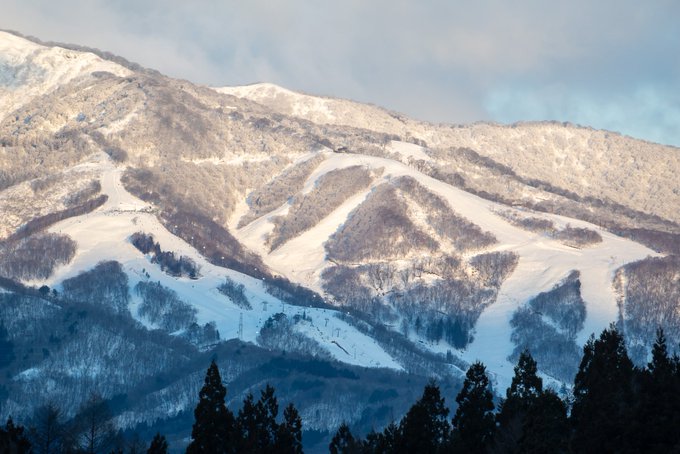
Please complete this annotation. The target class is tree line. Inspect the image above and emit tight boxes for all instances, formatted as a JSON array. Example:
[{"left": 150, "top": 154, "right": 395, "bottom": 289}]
[
  {"left": 4, "top": 325, "right": 680, "bottom": 452},
  {"left": 186, "top": 324, "right": 680, "bottom": 453},
  {"left": 331, "top": 325, "right": 680, "bottom": 453}
]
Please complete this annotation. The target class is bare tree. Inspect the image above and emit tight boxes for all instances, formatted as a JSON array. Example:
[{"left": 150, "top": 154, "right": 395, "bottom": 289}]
[
  {"left": 29, "top": 402, "right": 65, "bottom": 454},
  {"left": 70, "top": 393, "right": 116, "bottom": 454}
]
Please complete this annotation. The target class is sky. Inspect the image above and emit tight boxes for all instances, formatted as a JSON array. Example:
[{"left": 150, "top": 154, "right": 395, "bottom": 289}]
[{"left": 3, "top": 0, "right": 679, "bottom": 146}]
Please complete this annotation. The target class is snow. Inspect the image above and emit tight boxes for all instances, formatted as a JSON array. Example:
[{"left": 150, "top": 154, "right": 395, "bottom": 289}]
[
  {"left": 387, "top": 140, "right": 431, "bottom": 161},
  {"left": 19, "top": 145, "right": 655, "bottom": 387},
  {"left": 0, "top": 31, "right": 130, "bottom": 122},
  {"left": 215, "top": 83, "right": 336, "bottom": 122},
  {"left": 43, "top": 153, "right": 401, "bottom": 371},
  {"left": 233, "top": 151, "right": 657, "bottom": 388}
]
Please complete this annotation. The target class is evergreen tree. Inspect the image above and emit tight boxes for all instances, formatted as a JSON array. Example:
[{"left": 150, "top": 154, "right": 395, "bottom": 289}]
[
  {"left": 493, "top": 350, "right": 543, "bottom": 452},
  {"left": 274, "top": 403, "right": 303, "bottom": 454},
  {"left": 451, "top": 362, "right": 495, "bottom": 453},
  {"left": 363, "top": 421, "right": 398, "bottom": 454},
  {"left": 255, "top": 384, "right": 279, "bottom": 450},
  {"left": 633, "top": 329, "right": 680, "bottom": 452},
  {"left": 146, "top": 433, "right": 168, "bottom": 454},
  {"left": 187, "top": 360, "right": 236, "bottom": 454},
  {"left": 0, "top": 417, "right": 32, "bottom": 454},
  {"left": 396, "top": 380, "right": 449, "bottom": 454},
  {"left": 236, "top": 393, "right": 258, "bottom": 453},
  {"left": 517, "top": 389, "right": 567, "bottom": 453},
  {"left": 571, "top": 325, "right": 634, "bottom": 454},
  {"left": 236, "top": 385, "right": 281, "bottom": 454},
  {"left": 329, "top": 422, "right": 361, "bottom": 454}
]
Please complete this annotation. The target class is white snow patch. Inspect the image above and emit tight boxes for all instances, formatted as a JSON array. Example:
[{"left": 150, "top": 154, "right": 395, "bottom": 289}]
[
  {"left": 42, "top": 154, "right": 401, "bottom": 371},
  {"left": 232, "top": 151, "right": 657, "bottom": 388},
  {"left": 387, "top": 140, "right": 430, "bottom": 161},
  {"left": 0, "top": 31, "right": 130, "bottom": 122}
]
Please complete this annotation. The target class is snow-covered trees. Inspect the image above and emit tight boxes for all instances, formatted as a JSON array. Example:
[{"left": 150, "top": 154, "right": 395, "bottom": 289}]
[
  {"left": 62, "top": 261, "right": 130, "bottom": 313},
  {"left": 615, "top": 255, "right": 680, "bottom": 364},
  {"left": 0, "top": 233, "right": 76, "bottom": 280},
  {"left": 135, "top": 281, "right": 197, "bottom": 331},
  {"left": 509, "top": 271, "right": 587, "bottom": 381},
  {"left": 217, "top": 277, "right": 251, "bottom": 310},
  {"left": 130, "top": 232, "right": 200, "bottom": 279},
  {"left": 268, "top": 165, "right": 374, "bottom": 250}
]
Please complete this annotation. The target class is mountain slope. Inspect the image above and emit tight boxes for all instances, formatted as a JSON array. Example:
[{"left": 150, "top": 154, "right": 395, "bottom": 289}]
[{"left": 1, "top": 29, "right": 679, "bottom": 447}]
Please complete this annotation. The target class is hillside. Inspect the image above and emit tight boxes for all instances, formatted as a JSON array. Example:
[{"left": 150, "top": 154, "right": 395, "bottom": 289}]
[{"left": 1, "top": 30, "right": 679, "bottom": 450}]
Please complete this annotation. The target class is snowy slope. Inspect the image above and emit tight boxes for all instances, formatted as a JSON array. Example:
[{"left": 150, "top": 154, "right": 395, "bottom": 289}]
[
  {"left": 43, "top": 152, "right": 401, "bottom": 371},
  {"left": 215, "top": 82, "right": 414, "bottom": 136},
  {"left": 0, "top": 31, "right": 672, "bottom": 392},
  {"left": 0, "top": 31, "right": 130, "bottom": 122},
  {"left": 233, "top": 150, "right": 656, "bottom": 388},
  {"left": 216, "top": 83, "right": 680, "bottom": 226}
]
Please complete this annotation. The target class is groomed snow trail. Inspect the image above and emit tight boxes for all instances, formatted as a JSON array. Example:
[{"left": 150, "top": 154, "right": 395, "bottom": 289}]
[
  {"left": 45, "top": 153, "right": 402, "bottom": 371},
  {"left": 235, "top": 151, "right": 656, "bottom": 387}
]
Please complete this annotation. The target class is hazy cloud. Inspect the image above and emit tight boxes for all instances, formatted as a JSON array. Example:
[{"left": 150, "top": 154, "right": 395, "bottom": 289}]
[{"left": 2, "top": 0, "right": 679, "bottom": 145}]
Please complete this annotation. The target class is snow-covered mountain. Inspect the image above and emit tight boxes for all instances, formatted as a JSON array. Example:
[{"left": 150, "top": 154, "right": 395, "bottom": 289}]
[{"left": 1, "top": 30, "right": 679, "bottom": 448}]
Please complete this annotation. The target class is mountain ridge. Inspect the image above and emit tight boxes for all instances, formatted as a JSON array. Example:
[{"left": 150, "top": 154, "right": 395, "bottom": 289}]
[{"left": 1, "top": 29, "right": 679, "bottom": 450}]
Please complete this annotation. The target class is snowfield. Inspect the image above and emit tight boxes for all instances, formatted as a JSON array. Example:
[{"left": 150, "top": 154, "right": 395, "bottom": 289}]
[
  {"left": 232, "top": 151, "right": 656, "bottom": 388},
  {"left": 0, "top": 31, "right": 130, "bottom": 123},
  {"left": 45, "top": 152, "right": 401, "bottom": 371},
  {"left": 0, "top": 31, "right": 670, "bottom": 391}
]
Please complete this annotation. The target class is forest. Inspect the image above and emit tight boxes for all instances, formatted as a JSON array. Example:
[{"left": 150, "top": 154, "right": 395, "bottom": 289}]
[{"left": 3, "top": 324, "right": 679, "bottom": 453}]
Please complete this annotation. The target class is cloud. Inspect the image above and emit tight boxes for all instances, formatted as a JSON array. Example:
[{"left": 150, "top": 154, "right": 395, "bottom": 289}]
[
  {"left": 485, "top": 84, "right": 680, "bottom": 147},
  {"left": 2, "top": 0, "right": 678, "bottom": 145}
]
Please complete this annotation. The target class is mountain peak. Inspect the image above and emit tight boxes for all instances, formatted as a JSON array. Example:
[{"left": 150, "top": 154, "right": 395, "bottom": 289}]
[{"left": 0, "top": 30, "right": 130, "bottom": 121}]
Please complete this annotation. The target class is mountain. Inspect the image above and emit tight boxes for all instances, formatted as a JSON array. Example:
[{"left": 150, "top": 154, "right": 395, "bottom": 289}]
[{"left": 1, "top": 30, "right": 679, "bottom": 450}]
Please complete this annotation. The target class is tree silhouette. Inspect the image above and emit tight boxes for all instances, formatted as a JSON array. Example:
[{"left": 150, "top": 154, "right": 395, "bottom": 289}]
[
  {"left": 146, "top": 432, "right": 168, "bottom": 454},
  {"left": 275, "top": 403, "right": 303, "bottom": 454},
  {"left": 451, "top": 362, "right": 495, "bottom": 453},
  {"left": 571, "top": 325, "right": 634, "bottom": 453},
  {"left": 329, "top": 422, "right": 361, "bottom": 454},
  {"left": 493, "top": 350, "right": 543, "bottom": 452},
  {"left": 397, "top": 380, "right": 449, "bottom": 453},
  {"left": 187, "top": 360, "right": 236, "bottom": 454},
  {"left": 28, "top": 402, "right": 64, "bottom": 454},
  {"left": 0, "top": 417, "right": 32, "bottom": 454},
  {"left": 632, "top": 329, "right": 680, "bottom": 452},
  {"left": 517, "top": 389, "right": 567, "bottom": 453},
  {"left": 70, "top": 393, "right": 116, "bottom": 454}
]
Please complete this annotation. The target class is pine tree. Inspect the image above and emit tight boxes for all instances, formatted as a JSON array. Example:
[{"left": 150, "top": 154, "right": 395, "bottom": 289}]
[
  {"left": 493, "top": 350, "right": 543, "bottom": 452},
  {"left": 396, "top": 380, "right": 450, "bottom": 454},
  {"left": 451, "top": 362, "right": 495, "bottom": 454},
  {"left": 187, "top": 360, "right": 236, "bottom": 454},
  {"left": 363, "top": 421, "right": 398, "bottom": 453},
  {"left": 274, "top": 403, "right": 303, "bottom": 454},
  {"left": 633, "top": 328, "right": 680, "bottom": 452},
  {"left": 235, "top": 385, "right": 281, "bottom": 454},
  {"left": 146, "top": 433, "right": 167, "bottom": 454},
  {"left": 0, "top": 417, "right": 32, "bottom": 454},
  {"left": 571, "top": 325, "right": 634, "bottom": 453},
  {"left": 255, "top": 384, "right": 279, "bottom": 450},
  {"left": 329, "top": 422, "right": 361, "bottom": 454},
  {"left": 517, "top": 389, "right": 567, "bottom": 453}
]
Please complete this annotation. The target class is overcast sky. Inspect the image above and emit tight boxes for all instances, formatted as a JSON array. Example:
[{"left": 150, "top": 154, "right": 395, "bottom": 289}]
[{"left": 3, "top": 1, "right": 679, "bottom": 146}]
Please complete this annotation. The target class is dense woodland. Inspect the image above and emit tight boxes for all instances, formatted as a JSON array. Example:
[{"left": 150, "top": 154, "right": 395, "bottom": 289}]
[{"left": 3, "top": 325, "right": 680, "bottom": 453}]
